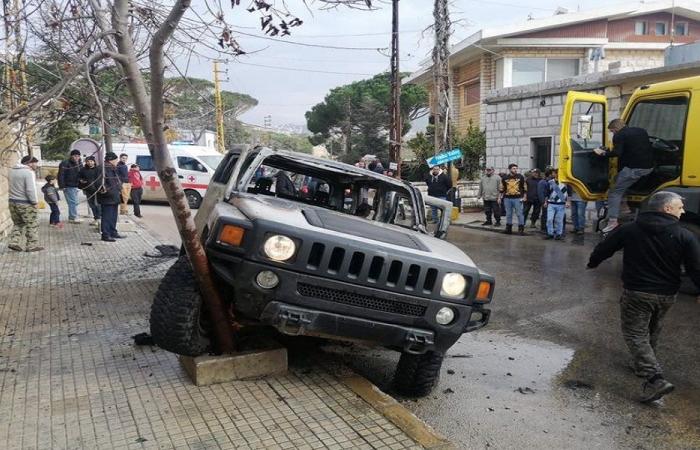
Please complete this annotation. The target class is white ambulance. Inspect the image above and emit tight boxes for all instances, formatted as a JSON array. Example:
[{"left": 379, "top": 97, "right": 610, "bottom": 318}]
[{"left": 112, "top": 143, "right": 224, "bottom": 208}]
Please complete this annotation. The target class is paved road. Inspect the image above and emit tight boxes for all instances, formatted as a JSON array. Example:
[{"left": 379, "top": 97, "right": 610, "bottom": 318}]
[{"left": 139, "top": 205, "right": 700, "bottom": 450}]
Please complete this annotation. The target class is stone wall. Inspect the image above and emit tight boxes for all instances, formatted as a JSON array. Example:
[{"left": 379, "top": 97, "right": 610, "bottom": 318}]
[
  {"left": 0, "top": 152, "right": 18, "bottom": 238},
  {"left": 482, "top": 62, "right": 700, "bottom": 173},
  {"left": 412, "top": 180, "right": 482, "bottom": 211}
]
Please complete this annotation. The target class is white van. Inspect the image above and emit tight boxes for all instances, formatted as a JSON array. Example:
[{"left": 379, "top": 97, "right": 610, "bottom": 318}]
[{"left": 111, "top": 143, "right": 224, "bottom": 208}]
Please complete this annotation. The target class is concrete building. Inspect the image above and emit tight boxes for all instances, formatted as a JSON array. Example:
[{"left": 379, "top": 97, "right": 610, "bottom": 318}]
[{"left": 405, "top": 1, "right": 700, "bottom": 135}]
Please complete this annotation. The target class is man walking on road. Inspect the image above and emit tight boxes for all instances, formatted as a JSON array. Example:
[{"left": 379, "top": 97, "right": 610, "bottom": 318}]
[
  {"left": 501, "top": 163, "right": 527, "bottom": 235},
  {"left": 587, "top": 191, "right": 700, "bottom": 403},
  {"left": 98, "top": 152, "right": 124, "bottom": 242},
  {"left": 478, "top": 167, "right": 501, "bottom": 226},
  {"left": 57, "top": 149, "right": 83, "bottom": 223},
  {"left": 594, "top": 119, "right": 653, "bottom": 233},
  {"left": 8, "top": 156, "right": 43, "bottom": 252}
]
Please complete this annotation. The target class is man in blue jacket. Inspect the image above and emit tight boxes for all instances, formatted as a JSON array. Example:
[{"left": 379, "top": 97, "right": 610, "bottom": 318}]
[{"left": 587, "top": 191, "right": 700, "bottom": 403}]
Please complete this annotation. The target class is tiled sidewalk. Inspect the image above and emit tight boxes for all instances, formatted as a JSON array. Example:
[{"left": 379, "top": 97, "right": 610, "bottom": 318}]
[{"left": 0, "top": 215, "right": 422, "bottom": 449}]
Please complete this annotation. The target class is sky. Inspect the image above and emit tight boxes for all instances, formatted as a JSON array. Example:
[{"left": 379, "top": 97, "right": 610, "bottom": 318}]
[{"left": 179, "top": 0, "right": 647, "bottom": 128}]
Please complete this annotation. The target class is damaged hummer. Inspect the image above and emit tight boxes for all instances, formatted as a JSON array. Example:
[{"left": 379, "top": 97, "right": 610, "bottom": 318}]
[{"left": 150, "top": 147, "right": 494, "bottom": 396}]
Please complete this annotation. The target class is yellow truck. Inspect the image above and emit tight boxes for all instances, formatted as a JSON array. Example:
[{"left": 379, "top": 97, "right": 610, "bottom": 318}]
[{"left": 558, "top": 76, "right": 699, "bottom": 227}]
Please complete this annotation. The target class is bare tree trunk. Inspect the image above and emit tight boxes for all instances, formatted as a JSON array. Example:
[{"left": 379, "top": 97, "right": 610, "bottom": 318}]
[{"left": 111, "top": 0, "right": 235, "bottom": 353}]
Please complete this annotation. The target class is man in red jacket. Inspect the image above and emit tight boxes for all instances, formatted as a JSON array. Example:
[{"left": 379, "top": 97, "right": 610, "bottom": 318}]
[{"left": 128, "top": 164, "right": 144, "bottom": 218}]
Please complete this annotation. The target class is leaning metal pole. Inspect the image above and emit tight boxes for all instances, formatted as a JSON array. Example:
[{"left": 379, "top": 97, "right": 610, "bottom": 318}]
[{"left": 389, "top": 0, "right": 402, "bottom": 178}]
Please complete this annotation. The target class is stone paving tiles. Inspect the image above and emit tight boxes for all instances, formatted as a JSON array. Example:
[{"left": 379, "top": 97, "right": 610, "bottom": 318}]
[{"left": 0, "top": 215, "right": 422, "bottom": 450}]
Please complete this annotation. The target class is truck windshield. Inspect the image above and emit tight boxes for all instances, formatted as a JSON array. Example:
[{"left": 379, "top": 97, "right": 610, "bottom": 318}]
[{"left": 240, "top": 154, "right": 418, "bottom": 230}]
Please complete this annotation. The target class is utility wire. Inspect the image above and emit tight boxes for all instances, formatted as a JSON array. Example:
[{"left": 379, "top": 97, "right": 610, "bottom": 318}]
[
  {"left": 232, "top": 29, "right": 388, "bottom": 51},
  {"left": 234, "top": 61, "right": 376, "bottom": 76}
]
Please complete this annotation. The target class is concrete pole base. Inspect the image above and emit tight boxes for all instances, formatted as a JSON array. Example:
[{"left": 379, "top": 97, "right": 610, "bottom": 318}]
[{"left": 179, "top": 341, "right": 288, "bottom": 386}]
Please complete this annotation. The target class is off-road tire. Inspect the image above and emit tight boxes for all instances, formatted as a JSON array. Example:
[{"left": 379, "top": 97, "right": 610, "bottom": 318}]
[
  {"left": 393, "top": 351, "right": 444, "bottom": 397},
  {"left": 150, "top": 255, "right": 210, "bottom": 356}
]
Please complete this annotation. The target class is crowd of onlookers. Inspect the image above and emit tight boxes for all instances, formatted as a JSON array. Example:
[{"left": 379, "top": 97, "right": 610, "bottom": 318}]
[
  {"left": 7, "top": 149, "right": 145, "bottom": 252},
  {"left": 478, "top": 163, "right": 601, "bottom": 240}
]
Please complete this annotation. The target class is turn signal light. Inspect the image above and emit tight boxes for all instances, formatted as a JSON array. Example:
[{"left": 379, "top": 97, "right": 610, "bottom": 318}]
[
  {"left": 218, "top": 225, "right": 245, "bottom": 246},
  {"left": 475, "top": 281, "right": 492, "bottom": 302}
]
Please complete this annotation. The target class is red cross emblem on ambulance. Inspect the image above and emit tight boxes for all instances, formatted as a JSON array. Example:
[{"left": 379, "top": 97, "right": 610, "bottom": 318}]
[
  {"left": 187, "top": 175, "right": 196, "bottom": 183},
  {"left": 146, "top": 176, "right": 161, "bottom": 191}
]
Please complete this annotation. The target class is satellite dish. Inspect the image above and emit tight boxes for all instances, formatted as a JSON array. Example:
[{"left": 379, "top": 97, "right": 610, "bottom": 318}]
[{"left": 70, "top": 138, "right": 102, "bottom": 161}]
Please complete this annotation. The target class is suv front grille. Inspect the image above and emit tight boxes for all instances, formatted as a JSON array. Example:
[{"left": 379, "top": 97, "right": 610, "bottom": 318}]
[
  {"left": 297, "top": 282, "right": 426, "bottom": 317},
  {"left": 303, "top": 243, "right": 440, "bottom": 294}
]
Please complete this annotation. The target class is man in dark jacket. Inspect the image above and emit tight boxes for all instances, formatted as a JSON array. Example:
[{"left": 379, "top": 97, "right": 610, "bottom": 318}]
[
  {"left": 501, "top": 163, "right": 527, "bottom": 235},
  {"left": 587, "top": 191, "right": 700, "bottom": 403},
  {"left": 79, "top": 156, "right": 101, "bottom": 223},
  {"left": 117, "top": 153, "right": 131, "bottom": 215},
  {"left": 523, "top": 169, "right": 542, "bottom": 229},
  {"left": 425, "top": 165, "right": 452, "bottom": 222},
  {"left": 594, "top": 119, "right": 654, "bottom": 233},
  {"left": 57, "top": 149, "right": 83, "bottom": 223},
  {"left": 97, "top": 152, "right": 124, "bottom": 242}
]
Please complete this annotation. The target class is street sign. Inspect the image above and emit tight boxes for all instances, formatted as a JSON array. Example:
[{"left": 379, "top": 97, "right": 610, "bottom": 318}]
[
  {"left": 427, "top": 148, "right": 462, "bottom": 167},
  {"left": 389, "top": 162, "right": 398, "bottom": 170}
]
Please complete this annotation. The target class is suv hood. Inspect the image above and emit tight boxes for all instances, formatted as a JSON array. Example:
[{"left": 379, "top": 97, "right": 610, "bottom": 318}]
[{"left": 231, "top": 194, "right": 476, "bottom": 268}]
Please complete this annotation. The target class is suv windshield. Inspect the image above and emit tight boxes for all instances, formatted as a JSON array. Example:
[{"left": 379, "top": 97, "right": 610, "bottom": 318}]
[{"left": 237, "top": 152, "right": 418, "bottom": 229}]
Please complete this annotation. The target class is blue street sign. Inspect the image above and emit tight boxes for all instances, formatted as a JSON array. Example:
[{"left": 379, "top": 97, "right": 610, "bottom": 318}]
[{"left": 427, "top": 148, "right": 462, "bottom": 167}]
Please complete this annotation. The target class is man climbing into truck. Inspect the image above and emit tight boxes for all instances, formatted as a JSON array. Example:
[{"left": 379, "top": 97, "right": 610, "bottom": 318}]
[{"left": 593, "top": 119, "right": 654, "bottom": 233}]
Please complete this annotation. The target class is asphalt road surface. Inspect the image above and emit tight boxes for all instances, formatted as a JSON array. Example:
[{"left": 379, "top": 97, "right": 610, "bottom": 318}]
[{"left": 139, "top": 204, "right": 700, "bottom": 450}]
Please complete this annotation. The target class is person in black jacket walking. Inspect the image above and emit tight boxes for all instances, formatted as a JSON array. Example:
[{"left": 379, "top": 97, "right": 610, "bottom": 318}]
[
  {"left": 425, "top": 165, "right": 452, "bottom": 222},
  {"left": 594, "top": 119, "right": 654, "bottom": 233},
  {"left": 97, "top": 152, "right": 124, "bottom": 242},
  {"left": 587, "top": 191, "right": 700, "bottom": 403}
]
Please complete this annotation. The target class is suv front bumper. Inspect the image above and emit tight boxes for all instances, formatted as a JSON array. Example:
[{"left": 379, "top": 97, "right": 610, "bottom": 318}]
[{"left": 210, "top": 257, "right": 491, "bottom": 354}]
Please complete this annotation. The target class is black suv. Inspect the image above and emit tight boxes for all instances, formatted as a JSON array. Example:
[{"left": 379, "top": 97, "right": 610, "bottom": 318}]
[{"left": 151, "top": 147, "right": 494, "bottom": 396}]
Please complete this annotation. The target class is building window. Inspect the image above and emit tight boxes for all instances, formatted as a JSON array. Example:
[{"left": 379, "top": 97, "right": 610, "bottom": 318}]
[
  {"left": 546, "top": 59, "right": 579, "bottom": 81},
  {"left": 674, "top": 22, "right": 689, "bottom": 36},
  {"left": 655, "top": 22, "right": 667, "bottom": 35},
  {"left": 464, "top": 82, "right": 480, "bottom": 105},
  {"left": 512, "top": 58, "right": 545, "bottom": 86},
  {"left": 509, "top": 58, "right": 579, "bottom": 87},
  {"left": 635, "top": 21, "right": 647, "bottom": 35}
]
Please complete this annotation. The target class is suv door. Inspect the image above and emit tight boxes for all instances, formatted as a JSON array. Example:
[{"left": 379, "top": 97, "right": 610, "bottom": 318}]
[{"left": 558, "top": 91, "right": 611, "bottom": 201}]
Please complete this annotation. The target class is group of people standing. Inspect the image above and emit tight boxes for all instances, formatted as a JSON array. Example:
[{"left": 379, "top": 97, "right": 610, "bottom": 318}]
[
  {"left": 6, "top": 149, "right": 145, "bottom": 251},
  {"left": 478, "top": 163, "right": 590, "bottom": 239}
]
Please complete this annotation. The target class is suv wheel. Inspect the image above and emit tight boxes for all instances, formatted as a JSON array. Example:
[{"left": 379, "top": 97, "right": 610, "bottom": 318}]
[
  {"left": 185, "top": 189, "right": 202, "bottom": 209},
  {"left": 150, "top": 255, "right": 210, "bottom": 356},
  {"left": 393, "top": 350, "right": 444, "bottom": 397}
]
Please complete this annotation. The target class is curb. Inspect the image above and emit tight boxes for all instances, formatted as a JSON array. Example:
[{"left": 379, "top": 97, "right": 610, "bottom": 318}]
[{"left": 338, "top": 374, "right": 456, "bottom": 450}]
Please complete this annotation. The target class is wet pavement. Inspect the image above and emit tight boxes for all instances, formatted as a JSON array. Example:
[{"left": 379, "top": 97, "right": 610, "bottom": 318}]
[
  {"left": 322, "top": 225, "right": 700, "bottom": 450},
  {"left": 140, "top": 204, "right": 700, "bottom": 449}
]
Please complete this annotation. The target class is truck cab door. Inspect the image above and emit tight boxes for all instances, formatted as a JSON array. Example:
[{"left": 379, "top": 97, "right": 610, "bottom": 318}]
[{"left": 558, "top": 91, "right": 611, "bottom": 201}]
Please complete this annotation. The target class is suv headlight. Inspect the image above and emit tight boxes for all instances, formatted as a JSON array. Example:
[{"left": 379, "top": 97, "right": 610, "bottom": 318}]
[
  {"left": 440, "top": 273, "right": 466, "bottom": 298},
  {"left": 263, "top": 235, "right": 296, "bottom": 261}
]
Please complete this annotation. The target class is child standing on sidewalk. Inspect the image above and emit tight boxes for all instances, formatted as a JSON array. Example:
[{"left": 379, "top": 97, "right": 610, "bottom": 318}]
[{"left": 41, "top": 175, "right": 63, "bottom": 228}]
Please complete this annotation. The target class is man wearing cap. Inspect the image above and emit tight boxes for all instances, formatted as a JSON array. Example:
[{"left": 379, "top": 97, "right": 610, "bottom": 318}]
[
  {"left": 8, "top": 156, "right": 43, "bottom": 252},
  {"left": 57, "top": 149, "right": 83, "bottom": 223},
  {"left": 97, "top": 152, "right": 124, "bottom": 242}
]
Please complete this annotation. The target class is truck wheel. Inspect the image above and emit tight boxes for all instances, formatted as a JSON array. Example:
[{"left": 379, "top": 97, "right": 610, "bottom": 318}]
[
  {"left": 150, "top": 255, "right": 210, "bottom": 356},
  {"left": 185, "top": 190, "right": 202, "bottom": 209},
  {"left": 393, "top": 351, "right": 444, "bottom": 397}
]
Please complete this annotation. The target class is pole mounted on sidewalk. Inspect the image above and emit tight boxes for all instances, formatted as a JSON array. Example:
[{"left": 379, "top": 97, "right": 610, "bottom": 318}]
[
  {"left": 389, "top": 0, "right": 402, "bottom": 178},
  {"left": 213, "top": 60, "right": 226, "bottom": 154},
  {"left": 432, "top": 0, "right": 451, "bottom": 156}
]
